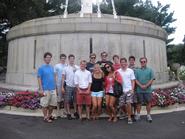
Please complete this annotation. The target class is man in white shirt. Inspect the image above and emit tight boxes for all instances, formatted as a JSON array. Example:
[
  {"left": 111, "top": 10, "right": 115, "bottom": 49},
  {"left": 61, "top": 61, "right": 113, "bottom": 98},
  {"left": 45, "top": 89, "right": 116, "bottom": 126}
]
[
  {"left": 54, "top": 54, "right": 67, "bottom": 117},
  {"left": 62, "top": 54, "right": 79, "bottom": 120},
  {"left": 117, "top": 57, "right": 135, "bottom": 124},
  {"left": 74, "top": 60, "right": 92, "bottom": 120}
]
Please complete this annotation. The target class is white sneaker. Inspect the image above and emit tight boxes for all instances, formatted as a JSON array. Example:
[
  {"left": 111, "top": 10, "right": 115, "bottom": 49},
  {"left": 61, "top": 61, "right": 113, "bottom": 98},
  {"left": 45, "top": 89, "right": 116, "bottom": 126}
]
[
  {"left": 135, "top": 114, "right": 141, "bottom": 121},
  {"left": 147, "top": 115, "right": 152, "bottom": 123}
]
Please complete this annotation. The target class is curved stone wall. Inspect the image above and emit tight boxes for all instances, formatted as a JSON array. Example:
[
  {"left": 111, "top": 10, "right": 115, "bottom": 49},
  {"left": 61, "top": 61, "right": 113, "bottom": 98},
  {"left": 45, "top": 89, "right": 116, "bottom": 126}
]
[{"left": 6, "top": 14, "right": 168, "bottom": 87}]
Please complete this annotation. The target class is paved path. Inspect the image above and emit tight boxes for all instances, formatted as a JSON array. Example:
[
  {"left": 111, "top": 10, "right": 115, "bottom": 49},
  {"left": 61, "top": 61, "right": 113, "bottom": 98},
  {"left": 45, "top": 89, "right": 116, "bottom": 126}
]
[{"left": 0, "top": 111, "right": 185, "bottom": 139}]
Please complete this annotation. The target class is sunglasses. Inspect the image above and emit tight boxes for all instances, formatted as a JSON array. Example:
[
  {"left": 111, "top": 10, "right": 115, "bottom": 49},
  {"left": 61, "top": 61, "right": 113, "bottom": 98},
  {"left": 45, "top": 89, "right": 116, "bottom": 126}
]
[
  {"left": 140, "top": 61, "right": 146, "bottom": 63},
  {"left": 91, "top": 57, "right": 96, "bottom": 59}
]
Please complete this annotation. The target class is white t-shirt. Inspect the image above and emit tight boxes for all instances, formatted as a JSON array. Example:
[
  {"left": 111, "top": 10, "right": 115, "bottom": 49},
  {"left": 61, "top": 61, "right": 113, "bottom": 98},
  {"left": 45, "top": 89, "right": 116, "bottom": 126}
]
[
  {"left": 62, "top": 65, "right": 79, "bottom": 87},
  {"left": 117, "top": 68, "right": 135, "bottom": 92},
  {"left": 74, "top": 69, "right": 92, "bottom": 89}
]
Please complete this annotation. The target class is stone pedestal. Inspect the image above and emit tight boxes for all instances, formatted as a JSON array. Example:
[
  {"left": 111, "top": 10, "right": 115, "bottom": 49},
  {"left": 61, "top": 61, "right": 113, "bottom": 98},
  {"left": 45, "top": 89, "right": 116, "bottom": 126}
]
[{"left": 6, "top": 14, "right": 168, "bottom": 87}]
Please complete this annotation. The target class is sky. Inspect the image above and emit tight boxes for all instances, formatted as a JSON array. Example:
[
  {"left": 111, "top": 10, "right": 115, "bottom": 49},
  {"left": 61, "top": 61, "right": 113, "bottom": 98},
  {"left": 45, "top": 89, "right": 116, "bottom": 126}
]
[
  {"left": 92, "top": 0, "right": 185, "bottom": 44},
  {"left": 152, "top": 0, "right": 185, "bottom": 44}
]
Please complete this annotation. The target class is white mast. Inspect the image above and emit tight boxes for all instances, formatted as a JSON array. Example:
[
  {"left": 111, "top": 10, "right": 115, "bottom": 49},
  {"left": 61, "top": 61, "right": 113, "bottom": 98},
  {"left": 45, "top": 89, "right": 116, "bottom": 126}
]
[
  {"left": 111, "top": 0, "right": 118, "bottom": 19},
  {"left": 63, "top": 0, "right": 69, "bottom": 18}
]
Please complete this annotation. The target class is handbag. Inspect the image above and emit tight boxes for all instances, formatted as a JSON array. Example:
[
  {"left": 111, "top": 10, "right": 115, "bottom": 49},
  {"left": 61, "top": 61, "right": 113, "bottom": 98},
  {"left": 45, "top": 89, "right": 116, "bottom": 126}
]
[{"left": 113, "top": 80, "right": 123, "bottom": 97}]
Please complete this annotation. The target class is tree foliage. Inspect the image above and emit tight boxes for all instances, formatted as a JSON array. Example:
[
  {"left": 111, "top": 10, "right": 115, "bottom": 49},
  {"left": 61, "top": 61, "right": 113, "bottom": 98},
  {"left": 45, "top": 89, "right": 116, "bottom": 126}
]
[
  {"left": 100, "top": 0, "right": 176, "bottom": 41},
  {"left": 167, "top": 43, "right": 185, "bottom": 65}
]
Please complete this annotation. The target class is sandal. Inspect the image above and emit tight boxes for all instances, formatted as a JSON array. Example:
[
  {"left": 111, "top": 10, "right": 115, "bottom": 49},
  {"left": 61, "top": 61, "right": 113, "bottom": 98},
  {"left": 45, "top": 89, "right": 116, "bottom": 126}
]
[
  {"left": 43, "top": 117, "right": 52, "bottom": 123},
  {"left": 49, "top": 116, "right": 55, "bottom": 120},
  {"left": 108, "top": 117, "right": 113, "bottom": 122},
  {"left": 113, "top": 117, "right": 118, "bottom": 122}
]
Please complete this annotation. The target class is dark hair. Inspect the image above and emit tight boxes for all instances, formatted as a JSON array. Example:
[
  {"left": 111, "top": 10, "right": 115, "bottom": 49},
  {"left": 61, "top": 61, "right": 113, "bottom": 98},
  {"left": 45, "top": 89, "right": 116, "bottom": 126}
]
[
  {"left": 89, "top": 53, "right": 96, "bottom": 58},
  {"left": 104, "top": 63, "right": 114, "bottom": 73},
  {"left": 68, "top": 54, "right": 75, "bottom": 59},
  {"left": 60, "top": 54, "right": 66, "bottom": 59},
  {"left": 101, "top": 51, "right": 108, "bottom": 56},
  {"left": 44, "top": 52, "right": 52, "bottom": 58},
  {"left": 129, "top": 56, "right": 135, "bottom": 61},
  {"left": 140, "top": 57, "right": 147, "bottom": 62},
  {"left": 113, "top": 55, "right": 119, "bottom": 60},
  {"left": 120, "top": 57, "right": 127, "bottom": 63}
]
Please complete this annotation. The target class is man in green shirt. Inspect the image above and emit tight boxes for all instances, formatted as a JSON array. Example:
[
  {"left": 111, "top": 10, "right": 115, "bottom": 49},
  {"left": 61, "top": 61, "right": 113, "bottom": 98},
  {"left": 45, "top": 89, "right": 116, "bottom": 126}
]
[{"left": 135, "top": 57, "right": 155, "bottom": 123}]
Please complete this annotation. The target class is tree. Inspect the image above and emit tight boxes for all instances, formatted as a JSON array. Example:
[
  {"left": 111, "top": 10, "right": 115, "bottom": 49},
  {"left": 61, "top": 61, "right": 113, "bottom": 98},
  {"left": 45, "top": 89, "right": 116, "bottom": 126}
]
[
  {"left": 100, "top": 0, "right": 176, "bottom": 43},
  {"left": 167, "top": 43, "right": 185, "bottom": 65}
]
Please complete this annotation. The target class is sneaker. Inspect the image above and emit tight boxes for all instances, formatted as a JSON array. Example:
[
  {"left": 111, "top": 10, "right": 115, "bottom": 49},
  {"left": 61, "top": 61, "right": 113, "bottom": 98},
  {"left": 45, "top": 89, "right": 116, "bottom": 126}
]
[
  {"left": 147, "top": 115, "right": 152, "bottom": 123},
  {"left": 128, "top": 119, "right": 133, "bottom": 124},
  {"left": 67, "top": 114, "right": 72, "bottom": 120},
  {"left": 135, "top": 114, "right": 141, "bottom": 121},
  {"left": 74, "top": 112, "right": 79, "bottom": 119}
]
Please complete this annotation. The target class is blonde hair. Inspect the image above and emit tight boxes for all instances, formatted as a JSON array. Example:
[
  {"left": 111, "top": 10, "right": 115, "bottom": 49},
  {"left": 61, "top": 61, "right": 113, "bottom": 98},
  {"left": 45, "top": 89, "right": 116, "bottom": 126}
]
[{"left": 93, "top": 64, "right": 104, "bottom": 77}]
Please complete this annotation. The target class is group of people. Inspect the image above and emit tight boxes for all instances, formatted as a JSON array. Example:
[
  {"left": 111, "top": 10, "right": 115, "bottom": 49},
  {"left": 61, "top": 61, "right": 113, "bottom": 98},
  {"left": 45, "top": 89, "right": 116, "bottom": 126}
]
[{"left": 37, "top": 51, "right": 155, "bottom": 124}]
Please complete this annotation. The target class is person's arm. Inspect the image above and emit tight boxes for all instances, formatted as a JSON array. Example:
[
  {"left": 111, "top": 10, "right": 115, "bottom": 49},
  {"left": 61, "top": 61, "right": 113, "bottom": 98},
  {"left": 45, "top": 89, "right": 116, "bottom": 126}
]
[
  {"left": 135, "top": 80, "right": 145, "bottom": 89},
  {"left": 74, "top": 72, "right": 80, "bottom": 93},
  {"left": 87, "top": 72, "right": 92, "bottom": 94},
  {"left": 37, "top": 68, "right": 44, "bottom": 96},
  {"left": 54, "top": 73, "right": 58, "bottom": 96},
  {"left": 143, "top": 69, "right": 155, "bottom": 89},
  {"left": 38, "top": 77, "right": 45, "bottom": 97},
  {"left": 61, "top": 74, "right": 66, "bottom": 94},
  {"left": 131, "top": 80, "right": 135, "bottom": 93}
]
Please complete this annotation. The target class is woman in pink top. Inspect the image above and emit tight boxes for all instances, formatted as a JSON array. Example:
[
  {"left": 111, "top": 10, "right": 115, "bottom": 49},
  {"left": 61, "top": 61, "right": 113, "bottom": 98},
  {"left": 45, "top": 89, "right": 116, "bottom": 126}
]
[
  {"left": 104, "top": 63, "right": 118, "bottom": 122},
  {"left": 112, "top": 55, "right": 121, "bottom": 71}
]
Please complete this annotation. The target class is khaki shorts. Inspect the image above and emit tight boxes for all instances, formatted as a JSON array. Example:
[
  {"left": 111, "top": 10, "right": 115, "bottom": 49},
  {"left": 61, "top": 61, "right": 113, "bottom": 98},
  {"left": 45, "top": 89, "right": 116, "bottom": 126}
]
[{"left": 40, "top": 90, "right": 57, "bottom": 107}]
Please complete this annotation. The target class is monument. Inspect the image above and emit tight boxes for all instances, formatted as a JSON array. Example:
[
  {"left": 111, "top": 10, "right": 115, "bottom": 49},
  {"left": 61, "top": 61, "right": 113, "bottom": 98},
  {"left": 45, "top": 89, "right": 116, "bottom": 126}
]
[{"left": 6, "top": 0, "right": 168, "bottom": 89}]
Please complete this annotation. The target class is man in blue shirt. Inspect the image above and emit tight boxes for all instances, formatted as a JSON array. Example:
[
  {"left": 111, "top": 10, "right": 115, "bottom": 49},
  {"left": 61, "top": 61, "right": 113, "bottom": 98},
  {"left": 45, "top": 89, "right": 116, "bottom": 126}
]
[
  {"left": 38, "top": 52, "right": 57, "bottom": 123},
  {"left": 135, "top": 57, "right": 155, "bottom": 123}
]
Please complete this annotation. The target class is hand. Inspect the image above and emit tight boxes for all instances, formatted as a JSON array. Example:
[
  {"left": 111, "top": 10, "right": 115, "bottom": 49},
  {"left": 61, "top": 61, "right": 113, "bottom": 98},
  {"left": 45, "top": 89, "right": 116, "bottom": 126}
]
[
  {"left": 130, "top": 90, "right": 134, "bottom": 94},
  {"left": 141, "top": 85, "right": 147, "bottom": 90},
  {"left": 143, "top": 85, "right": 148, "bottom": 90},
  {"left": 39, "top": 91, "right": 45, "bottom": 97},
  {"left": 86, "top": 89, "right": 91, "bottom": 95},
  {"left": 61, "top": 87, "right": 65, "bottom": 94}
]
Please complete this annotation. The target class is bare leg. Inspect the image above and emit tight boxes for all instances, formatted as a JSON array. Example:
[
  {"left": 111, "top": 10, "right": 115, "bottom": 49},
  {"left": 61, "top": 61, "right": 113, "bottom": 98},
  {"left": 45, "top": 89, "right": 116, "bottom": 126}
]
[
  {"left": 105, "top": 95, "right": 111, "bottom": 118},
  {"left": 136, "top": 103, "right": 142, "bottom": 115},
  {"left": 48, "top": 106, "right": 54, "bottom": 118},
  {"left": 109, "top": 96, "right": 117, "bottom": 122},
  {"left": 42, "top": 107, "right": 48, "bottom": 118},
  {"left": 57, "top": 102, "right": 60, "bottom": 117},
  {"left": 97, "top": 97, "right": 103, "bottom": 118},
  {"left": 86, "top": 105, "right": 91, "bottom": 119},
  {"left": 66, "top": 103, "right": 71, "bottom": 114},
  {"left": 146, "top": 102, "right": 151, "bottom": 115},
  {"left": 126, "top": 103, "right": 132, "bottom": 120},
  {"left": 92, "top": 97, "right": 98, "bottom": 120},
  {"left": 78, "top": 105, "right": 83, "bottom": 120}
]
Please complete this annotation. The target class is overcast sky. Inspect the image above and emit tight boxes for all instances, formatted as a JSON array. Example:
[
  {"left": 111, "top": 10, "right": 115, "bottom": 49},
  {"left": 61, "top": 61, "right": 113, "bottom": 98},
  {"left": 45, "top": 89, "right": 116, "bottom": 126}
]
[
  {"left": 92, "top": 0, "right": 184, "bottom": 44},
  {"left": 152, "top": 0, "right": 185, "bottom": 44}
]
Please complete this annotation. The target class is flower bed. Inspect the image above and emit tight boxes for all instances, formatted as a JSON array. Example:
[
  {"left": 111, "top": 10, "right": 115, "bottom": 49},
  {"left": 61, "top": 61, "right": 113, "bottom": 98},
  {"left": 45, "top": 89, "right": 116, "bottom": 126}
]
[
  {"left": 0, "top": 88, "right": 41, "bottom": 110},
  {"left": 0, "top": 83, "right": 185, "bottom": 110},
  {"left": 151, "top": 84, "right": 185, "bottom": 107}
]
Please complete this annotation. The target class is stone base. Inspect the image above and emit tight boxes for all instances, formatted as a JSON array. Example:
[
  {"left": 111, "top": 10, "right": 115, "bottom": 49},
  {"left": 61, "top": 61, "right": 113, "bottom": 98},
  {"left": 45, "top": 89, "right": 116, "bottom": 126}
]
[{"left": 0, "top": 81, "right": 180, "bottom": 92}]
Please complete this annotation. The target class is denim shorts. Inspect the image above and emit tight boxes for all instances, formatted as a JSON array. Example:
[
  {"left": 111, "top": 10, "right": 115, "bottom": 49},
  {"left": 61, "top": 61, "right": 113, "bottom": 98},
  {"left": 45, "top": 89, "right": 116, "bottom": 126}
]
[{"left": 91, "top": 91, "right": 104, "bottom": 98}]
